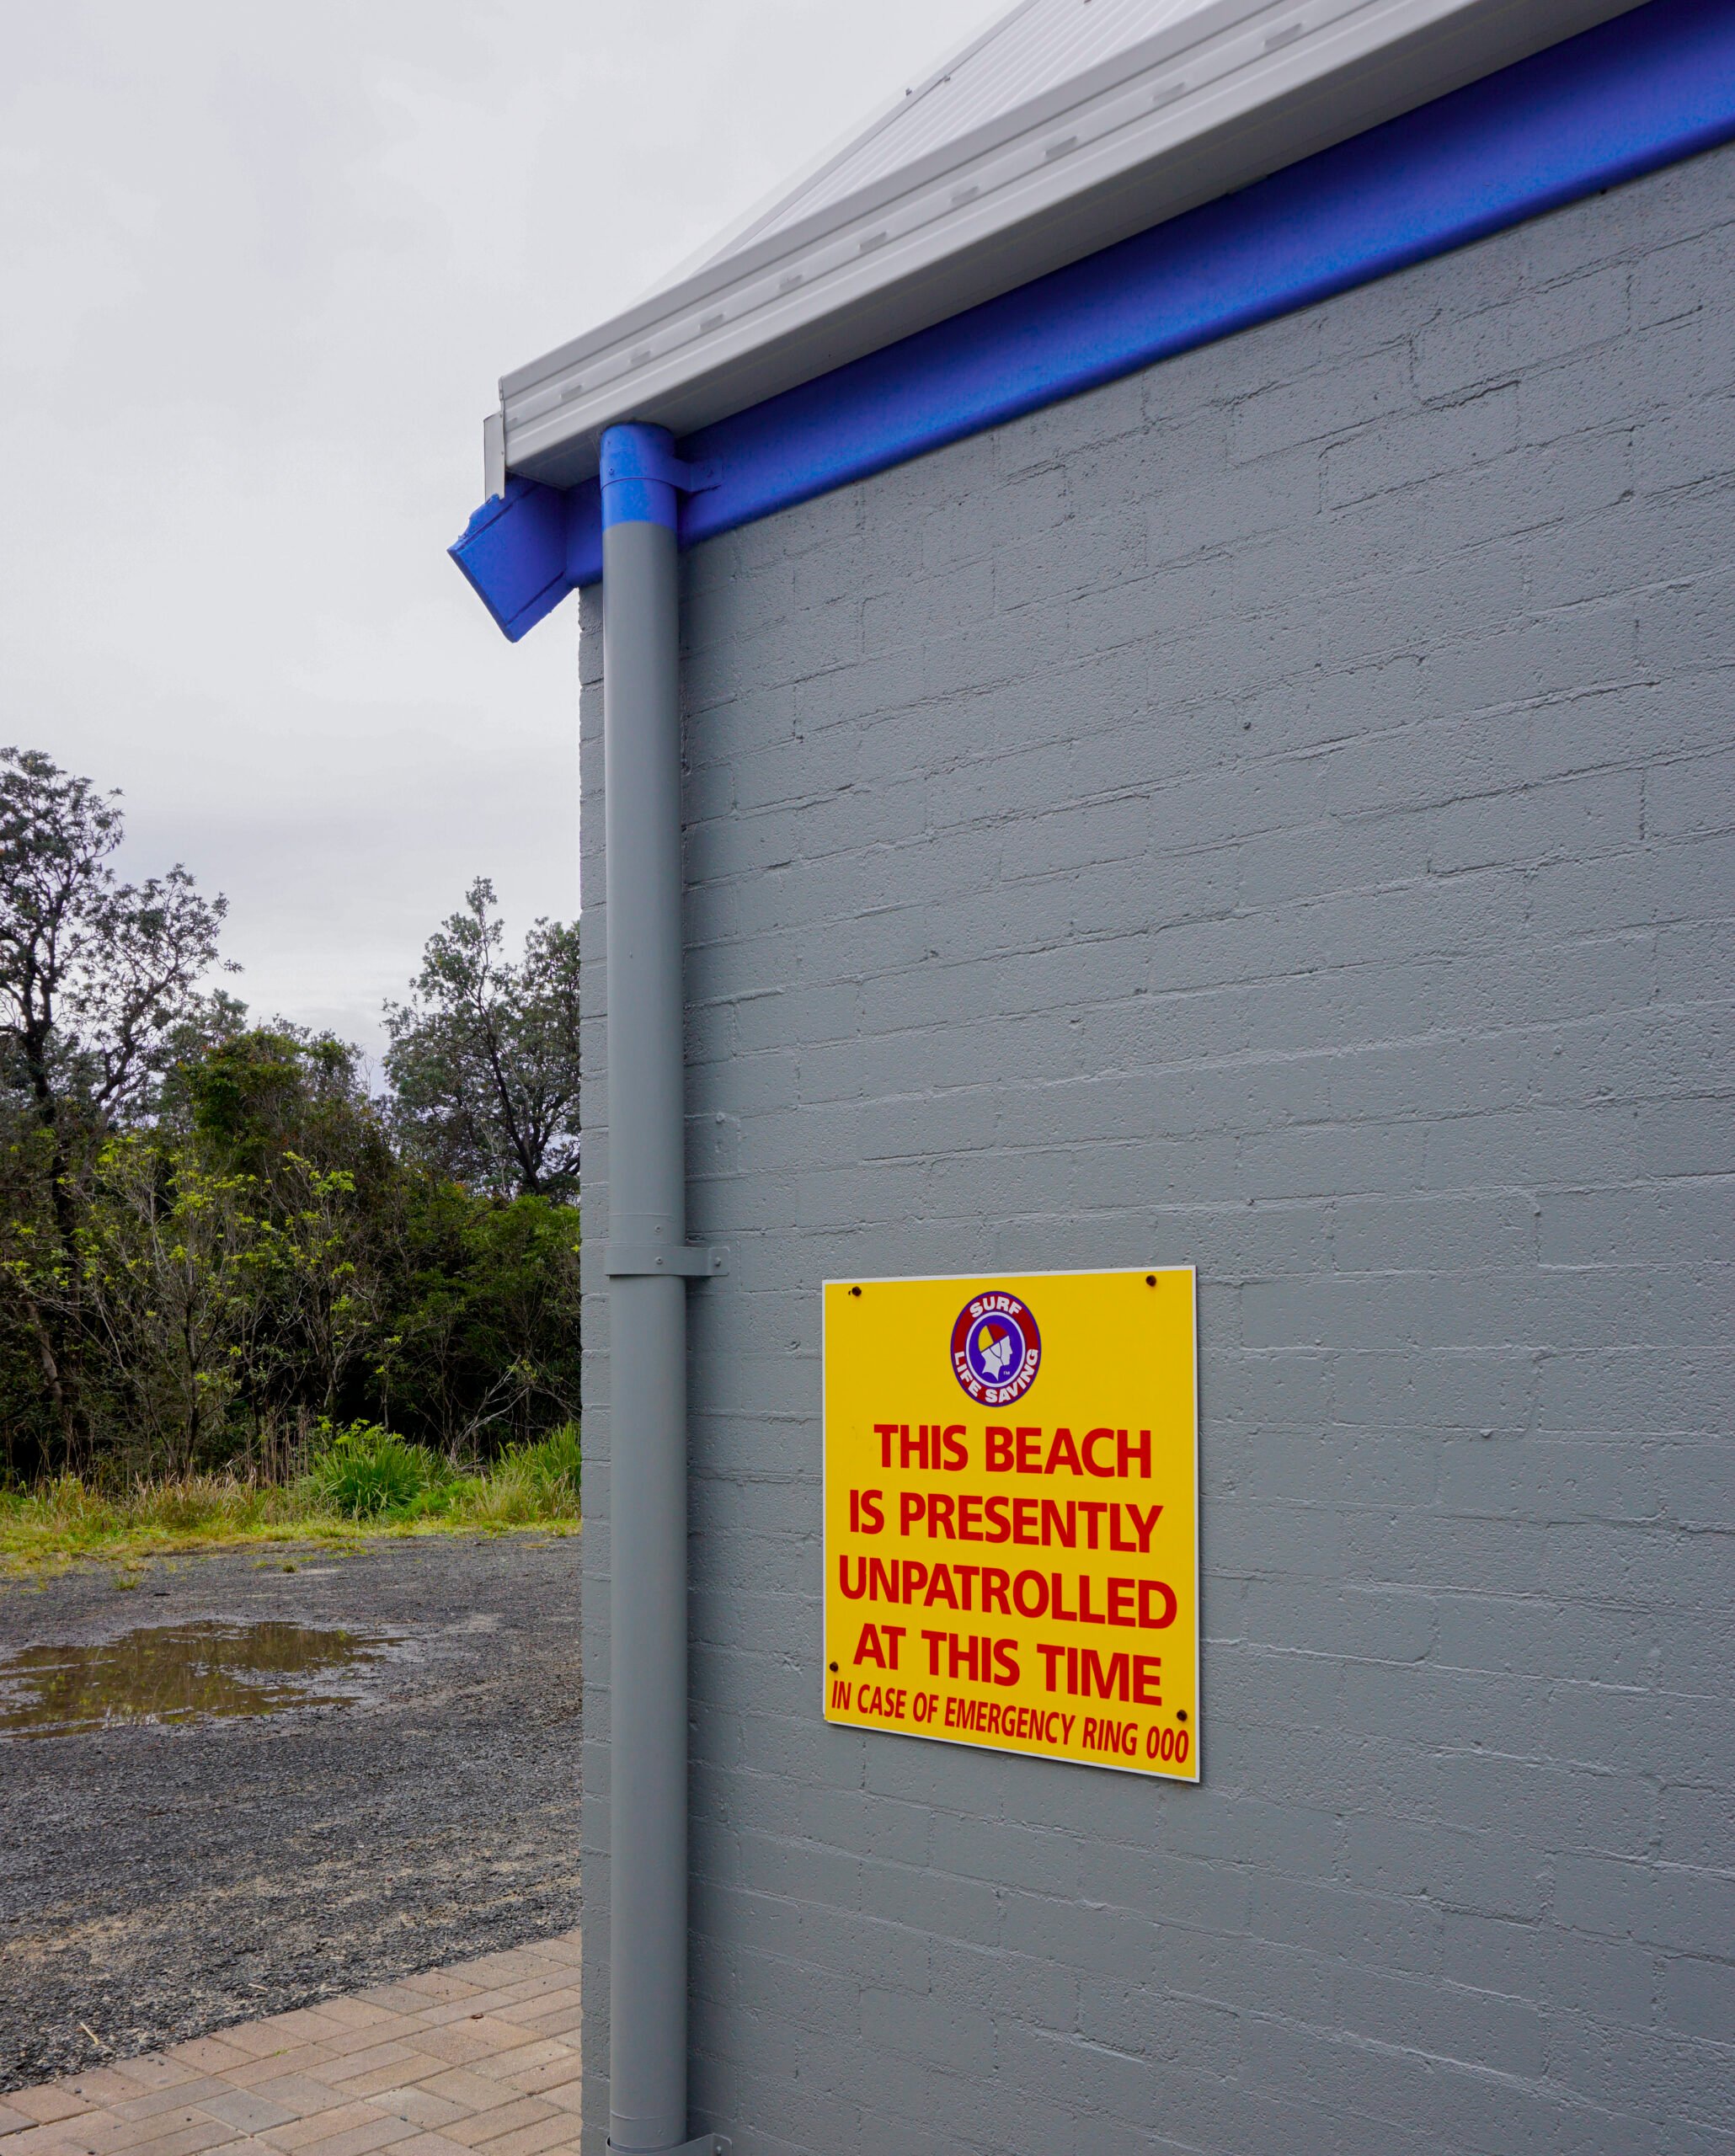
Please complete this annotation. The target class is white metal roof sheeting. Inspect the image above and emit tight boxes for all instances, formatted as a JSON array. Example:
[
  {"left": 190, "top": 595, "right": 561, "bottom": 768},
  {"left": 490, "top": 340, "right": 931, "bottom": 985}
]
[
  {"left": 498, "top": 0, "right": 1644, "bottom": 488},
  {"left": 712, "top": 0, "right": 1229, "bottom": 259}
]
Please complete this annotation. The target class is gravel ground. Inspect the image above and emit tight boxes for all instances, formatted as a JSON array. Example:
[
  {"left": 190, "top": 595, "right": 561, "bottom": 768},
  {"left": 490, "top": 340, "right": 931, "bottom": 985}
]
[{"left": 0, "top": 1534, "right": 582, "bottom": 2090}]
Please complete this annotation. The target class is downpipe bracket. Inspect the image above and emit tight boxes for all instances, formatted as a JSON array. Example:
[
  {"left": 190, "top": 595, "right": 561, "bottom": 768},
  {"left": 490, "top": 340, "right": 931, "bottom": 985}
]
[
  {"left": 598, "top": 429, "right": 720, "bottom": 499},
  {"left": 605, "top": 1244, "right": 728, "bottom": 1278}
]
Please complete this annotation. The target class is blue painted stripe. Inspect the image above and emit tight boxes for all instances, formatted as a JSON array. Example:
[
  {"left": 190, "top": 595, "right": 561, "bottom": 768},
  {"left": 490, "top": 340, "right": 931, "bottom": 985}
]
[{"left": 452, "top": 0, "right": 1735, "bottom": 634}]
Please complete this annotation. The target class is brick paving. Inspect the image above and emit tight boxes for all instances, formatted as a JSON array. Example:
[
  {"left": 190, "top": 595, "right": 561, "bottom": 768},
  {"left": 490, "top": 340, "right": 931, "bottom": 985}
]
[{"left": 0, "top": 1936, "right": 582, "bottom": 2156}]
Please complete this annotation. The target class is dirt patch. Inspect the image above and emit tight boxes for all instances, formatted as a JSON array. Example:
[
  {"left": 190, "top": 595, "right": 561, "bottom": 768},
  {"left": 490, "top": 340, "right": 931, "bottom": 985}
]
[{"left": 0, "top": 1534, "right": 580, "bottom": 2089}]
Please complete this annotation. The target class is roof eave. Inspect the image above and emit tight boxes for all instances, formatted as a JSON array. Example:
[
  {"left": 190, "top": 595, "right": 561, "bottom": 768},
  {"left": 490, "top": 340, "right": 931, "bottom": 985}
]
[{"left": 500, "top": 0, "right": 1647, "bottom": 490}]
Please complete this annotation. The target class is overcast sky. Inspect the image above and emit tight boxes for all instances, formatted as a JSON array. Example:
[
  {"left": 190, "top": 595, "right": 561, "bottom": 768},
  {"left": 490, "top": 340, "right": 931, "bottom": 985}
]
[{"left": 1, "top": 0, "right": 993, "bottom": 1064}]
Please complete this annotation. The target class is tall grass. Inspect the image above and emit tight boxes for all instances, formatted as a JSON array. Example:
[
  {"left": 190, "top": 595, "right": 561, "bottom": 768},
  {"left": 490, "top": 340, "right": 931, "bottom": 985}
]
[
  {"left": 440, "top": 1425, "right": 584, "bottom": 1526},
  {"left": 0, "top": 1423, "right": 581, "bottom": 1566}
]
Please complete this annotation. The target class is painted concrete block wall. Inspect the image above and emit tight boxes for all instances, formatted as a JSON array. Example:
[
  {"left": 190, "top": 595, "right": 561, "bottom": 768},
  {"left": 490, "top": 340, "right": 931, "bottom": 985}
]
[{"left": 578, "top": 140, "right": 1735, "bottom": 2156}]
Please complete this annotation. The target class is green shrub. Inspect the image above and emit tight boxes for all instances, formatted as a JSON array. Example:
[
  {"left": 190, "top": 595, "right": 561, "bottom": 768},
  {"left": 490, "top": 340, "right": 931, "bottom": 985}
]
[{"left": 308, "top": 1422, "right": 441, "bottom": 1518}]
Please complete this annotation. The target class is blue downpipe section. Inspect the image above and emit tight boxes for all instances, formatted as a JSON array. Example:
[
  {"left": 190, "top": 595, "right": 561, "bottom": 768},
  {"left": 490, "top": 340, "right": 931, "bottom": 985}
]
[
  {"left": 450, "top": 0, "right": 1735, "bottom": 634},
  {"left": 600, "top": 424, "right": 684, "bottom": 531}
]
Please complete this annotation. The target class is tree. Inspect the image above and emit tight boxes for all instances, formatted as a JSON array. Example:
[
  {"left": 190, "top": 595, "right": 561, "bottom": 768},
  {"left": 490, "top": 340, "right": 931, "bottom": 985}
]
[
  {"left": 0, "top": 748, "right": 231, "bottom": 1466},
  {"left": 75, "top": 1134, "right": 275, "bottom": 1478},
  {"left": 373, "top": 1183, "right": 580, "bottom": 1454},
  {"left": 173, "top": 1024, "right": 392, "bottom": 1214},
  {"left": 168, "top": 1027, "right": 392, "bottom": 1434},
  {"left": 383, "top": 878, "right": 579, "bottom": 1200},
  {"left": 0, "top": 771, "right": 584, "bottom": 1484}
]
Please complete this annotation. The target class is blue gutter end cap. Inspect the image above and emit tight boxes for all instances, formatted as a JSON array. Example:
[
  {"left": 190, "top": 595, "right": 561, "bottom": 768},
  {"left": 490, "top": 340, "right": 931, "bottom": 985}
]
[{"left": 448, "top": 477, "right": 574, "bottom": 642}]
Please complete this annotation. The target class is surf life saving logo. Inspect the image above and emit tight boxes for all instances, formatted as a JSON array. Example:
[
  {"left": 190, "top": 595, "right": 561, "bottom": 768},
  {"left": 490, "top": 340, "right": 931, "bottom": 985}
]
[{"left": 950, "top": 1289, "right": 1042, "bottom": 1406}]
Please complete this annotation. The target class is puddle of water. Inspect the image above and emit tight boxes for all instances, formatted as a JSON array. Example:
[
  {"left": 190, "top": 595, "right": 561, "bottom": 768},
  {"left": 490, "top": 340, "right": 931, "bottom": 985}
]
[{"left": 0, "top": 1621, "right": 403, "bottom": 1737}]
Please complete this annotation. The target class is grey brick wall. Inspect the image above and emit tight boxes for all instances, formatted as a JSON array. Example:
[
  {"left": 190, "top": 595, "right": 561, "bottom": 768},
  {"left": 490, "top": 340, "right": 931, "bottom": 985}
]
[{"left": 578, "top": 140, "right": 1735, "bottom": 2156}]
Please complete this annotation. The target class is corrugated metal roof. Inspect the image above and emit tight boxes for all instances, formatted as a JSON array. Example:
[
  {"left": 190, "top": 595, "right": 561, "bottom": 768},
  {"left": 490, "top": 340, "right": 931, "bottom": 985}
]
[{"left": 710, "top": 0, "right": 1221, "bottom": 261}]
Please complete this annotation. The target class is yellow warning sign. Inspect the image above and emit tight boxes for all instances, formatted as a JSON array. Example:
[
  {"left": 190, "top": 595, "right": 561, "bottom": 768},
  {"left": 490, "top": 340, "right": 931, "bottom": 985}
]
[{"left": 822, "top": 1267, "right": 1198, "bottom": 1781}]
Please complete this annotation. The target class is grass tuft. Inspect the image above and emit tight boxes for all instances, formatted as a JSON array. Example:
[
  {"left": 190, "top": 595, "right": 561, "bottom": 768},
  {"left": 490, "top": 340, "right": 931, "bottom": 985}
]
[{"left": 308, "top": 1422, "right": 445, "bottom": 1520}]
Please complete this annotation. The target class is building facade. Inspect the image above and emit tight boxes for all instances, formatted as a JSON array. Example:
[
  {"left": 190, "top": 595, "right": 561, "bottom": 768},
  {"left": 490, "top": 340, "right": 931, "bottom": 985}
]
[
  {"left": 574, "top": 136, "right": 1733, "bottom": 2156},
  {"left": 452, "top": 4, "right": 1735, "bottom": 2149}
]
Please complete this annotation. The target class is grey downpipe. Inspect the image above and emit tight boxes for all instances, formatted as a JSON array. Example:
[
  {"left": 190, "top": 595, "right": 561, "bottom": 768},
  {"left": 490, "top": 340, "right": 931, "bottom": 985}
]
[{"left": 598, "top": 424, "right": 727, "bottom": 2156}]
